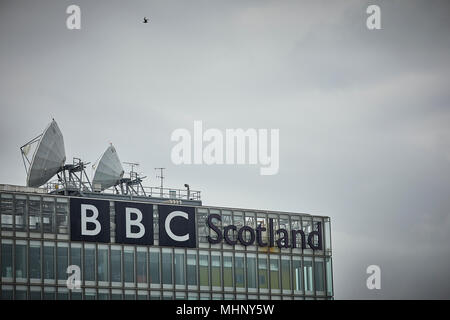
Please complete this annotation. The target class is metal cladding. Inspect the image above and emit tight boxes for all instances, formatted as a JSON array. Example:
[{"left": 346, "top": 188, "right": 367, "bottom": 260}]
[
  {"left": 26, "top": 120, "right": 66, "bottom": 188},
  {"left": 92, "top": 144, "right": 124, "bottom": 190}
]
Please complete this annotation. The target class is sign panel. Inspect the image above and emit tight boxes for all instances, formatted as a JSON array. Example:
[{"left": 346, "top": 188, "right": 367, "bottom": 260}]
[
  {"left": 158, "top": 205, "right": 196, "bottom": 248},
  {"left": 115, "top": 201, "right": 154, "bottom": 245},
  {"left": 70, "top": 198, "right": 110, "bottom": 243}
]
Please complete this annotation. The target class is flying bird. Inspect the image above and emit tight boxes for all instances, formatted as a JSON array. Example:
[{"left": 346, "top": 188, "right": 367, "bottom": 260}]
[{"left": 143, "top": 17, "right": 149, "bottom": 23}]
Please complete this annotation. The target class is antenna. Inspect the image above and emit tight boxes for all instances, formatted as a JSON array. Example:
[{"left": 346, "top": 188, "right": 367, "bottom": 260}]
[
  {"left": 20, "top": 120, "right": 66, "bottom": 188},
  {"left": 92, "top": 144, "right": 124, "bottom": 191},
  {"left": 121, "top": 162, "right": 146, "bottom": 196},
  {"left": 155, "top": 167, "right": 165, "bottom": 197}
]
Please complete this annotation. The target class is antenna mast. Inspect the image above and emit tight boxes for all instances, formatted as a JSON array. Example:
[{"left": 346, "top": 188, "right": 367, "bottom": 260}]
[{"left": 155, "top": 167, "right": 165, "bottom": 197}]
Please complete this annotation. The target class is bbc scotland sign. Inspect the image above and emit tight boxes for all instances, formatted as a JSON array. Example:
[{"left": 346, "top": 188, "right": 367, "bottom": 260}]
[{"left": 69, "top": 198, "right": 322, "bottom": 250}]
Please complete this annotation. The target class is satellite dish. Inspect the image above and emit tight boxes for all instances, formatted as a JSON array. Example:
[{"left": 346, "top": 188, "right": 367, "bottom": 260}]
[
  {"left": 26, "top": 120, "right": 66, "bottom": 188},
  {"left": 92, "top": 144, "right": 124, "bottom": 190}
]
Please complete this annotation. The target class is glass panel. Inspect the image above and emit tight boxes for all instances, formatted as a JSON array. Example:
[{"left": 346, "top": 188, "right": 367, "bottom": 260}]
[
  {"left": 1, "top": 286, "right": 13, "bottom": 300},
  {"left": 136, "top": 250, "right": 147, "bottom": 284},
  {"left": 1, "top": 241, "right": 13, "bottom": 279},
  {"left": 175, "top": 252, "right": 185, "bottom": 286},
  {"left": 30, "top": 288, "right": 42, "bottom": 300},
  {"left": 293, "top": 259, "right": 302, "bottom": 292},
  {"left": 98, "top": 246, "right": 109, "bottom": 282},
  {"left": 124, "top": 248, "right": 135, "bottom": 283},
  {"left": 314, "top": 259, "right": 325, "bottom": 292},
  {"left": 28, "top": 196, "right": 41, "bottom": 231},
  {"left": 98, "top": 291, "right": 109, "bottom": 300},
  {"left": 247, "top": 255, "right": 257, "bottom": 289},
  {"left": 84, "top": 246, "right": 95, "bottom": 282},
  {"left": 258, "top": 256, "right": 268, "bottom": 289},
  {"left": 197, "top": 210, "right": 209, "bottom": 243},
  {"left": 14, "top": 196, "right": 27, "bottom": 231},
  {"left": 57, "top": 288, "right": 69, "bottom": 300},
  {"left": 187, "top": 253, "right": 197, "bottom": 286},
  {"left": 235, "top": 255, "right": 245, "bottom": 288},
  {"left": 111, "top": 247, "right": 122, "bottom": 283},
  {"left": 15, "top": 242, "right": 27, "bottom": 280},
  {"left": 44, "top": 287, "right": 55, "bottom": 300},
  {"left": 15, "top": 286, "right": 27, "bottom": 300},
  {"left": 42, "top": 198, "right": 55, "bottom": 233},
  {"left": 162, "top": 250, "right": 173, "bottom": 285},
  {"left": 149, "top": 251, "right": 160, "bottom": 284},
  {"left": 56, "top": 198, "right": 68, "bottom": 234},
  {"left": 326, "top": 257, "right": 333, "bottom": 296},
  {"left": 304, "top": 258, "right": 313, "bottom": 293},
  {"left": 270, "top": 257, "right": 280, "bottom": 290},
  {"left": 70, "top": 245, "right": 82, "bottom": 274},
  {"left": 211, "top": 254, "right": 221, "bottom": 287},
  {"left": 44, "top": 243, "right": 55, "bottom": 280},
  {"left": 199, "top": 253, "right": 209, "bottom": 287},
  {"left": 281, "top": 258, "right": 291, "bottom": 290},
  {"left": 30, "top": 241, "right": 41, "bottom": 280},
  {"left": 223, "top": 255, "right": 233, "bottom": 288},
  {"left": 1, "top": 194, "right": 13, "bottom": 230},
  {"left": 85, "top": 290, "right": 96, "bottom": 300},
  {"left": 57, "top": 244, "right": 69, "bottom": 281}
]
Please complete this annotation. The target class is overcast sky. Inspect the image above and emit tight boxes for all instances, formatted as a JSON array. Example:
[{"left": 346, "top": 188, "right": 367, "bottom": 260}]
[{"left": 1, "top": 0, "right": 450, "bottom": 299}]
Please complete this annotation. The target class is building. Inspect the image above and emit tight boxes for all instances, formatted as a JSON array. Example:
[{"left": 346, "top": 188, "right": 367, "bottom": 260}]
[{"left": 0, "top": 183, "right": 333, "bottom": 300}]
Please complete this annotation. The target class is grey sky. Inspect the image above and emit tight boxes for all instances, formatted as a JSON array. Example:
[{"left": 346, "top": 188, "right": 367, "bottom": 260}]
[{"left": 1, "top": 0, "right": 450, "bottom": 299}]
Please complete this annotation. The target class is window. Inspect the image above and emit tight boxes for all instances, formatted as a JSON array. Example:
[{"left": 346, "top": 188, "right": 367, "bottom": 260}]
[
  {"left": 270, "top": 257, "right": 280, "bottom": 290},
  {"left": 30, "top": 287, "right": 41, "bottom": 300},
  {"left": 223, "top": 254, "right": 233, "bottom": 288},
  {"left": 57, "top": 243, "right": 69, "bottom": 281},
  {"left": 149, "top": 250, "right": 160, "bottom": 284},
  {"left": 15, "top": 241, "right": 27, "bottom": 280},
  {"left": 124, "top": 247, "right": 135, "bottom": 283},
  {"left": 28, "top": 196, "right": 41, "bottom": 232},
  {"left": 42, "top": 197, "right": 55, "bottom": 233},
  {"left": 70, "top": 244, "right": 82, "bottom": 276},
  {"left": 304, "top": 258, "right": 313, "bottom": 293},
  {"left": 281, "top": 257, "right": 291, "bottom": 291},
  {"left": 1, "top": 240, "right": 13, "bottom": 279},
  {"left": 44, "top": 242, "right": 55, "bottom": 281},
  {"left": 30, "top": 241, "right": 41, "bottom": 280},
  {"left": 1, "top": 285, "right": 13, "bottom": 300},
  {"left": 314, "top": 259, "right": 325, "bottom": 292},
  {"left": 187, "top": 252, "right": 197, "bottom": 287},
  {"left": 211, "top": 254, "right": 221, "bottom": 288},
  {"left": 258, "top": 256, "right": 268, "bottom": 289},
  {"left": 174, "top": 251, "right": 185, "bottom": 286},
  {"left": 44, "top": 287, "right": 55, "bottom": 300},
  {"left": 136, "top": 249, "right": 147, "bottom": 285},
  {"left": 111, "top": 246, "right": 122, "bottom": 283},
  {"left": 235, "top": 254, "right": 245, "bottom": 288},
  {"left": 1, "top": 194, "right": 13, "bottom": 230},
  {"left": 247, "top": 254, "right": 257, "bottom": 289},
  {"left": 15, "top": 286, "right": 27, "bottom": 300},
  {"left": 326, "top": 257, "right": 333, "bottom": 296},
  {"left": 162, "top": 250, "right": 172, "bottom": 285},
  {"left": 98, "top": 245, "right": 109, "bottom": 283},
  {"left": 199, "top": 252, "right": 209, "bottom": 288},
  {"left": 84, "top": 245, "right": 95, "bottom": 282},
  {"left": 56, "top": 198, "right": 68, "bottom": 234},
  {"left": 14, "top": 195, "right": 27, "bottom": 231},
  {"left": 293, "top": 258, "right": 302, "bottom": 292}
]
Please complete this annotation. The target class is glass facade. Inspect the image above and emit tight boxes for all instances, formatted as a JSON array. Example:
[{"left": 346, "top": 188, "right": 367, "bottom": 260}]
[{"left": 0, "top": 191, "right": 333, "bottom": 300}]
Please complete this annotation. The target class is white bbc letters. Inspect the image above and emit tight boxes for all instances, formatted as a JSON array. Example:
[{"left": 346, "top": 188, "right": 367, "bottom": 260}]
[
  {"left": 125, "top": 207, "right": 145, "bottom": 239},
  {"left": 81, "top": 204, "right": 101, "bottom": 236}
]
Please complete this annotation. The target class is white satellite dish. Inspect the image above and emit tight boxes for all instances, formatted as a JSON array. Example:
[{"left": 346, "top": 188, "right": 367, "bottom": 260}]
[
  {"left": 24, "top": 120, "right": 66, "bottom": 188},
  {"left": 92, "top": 144, "right": 124, "bottom": 190}
]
